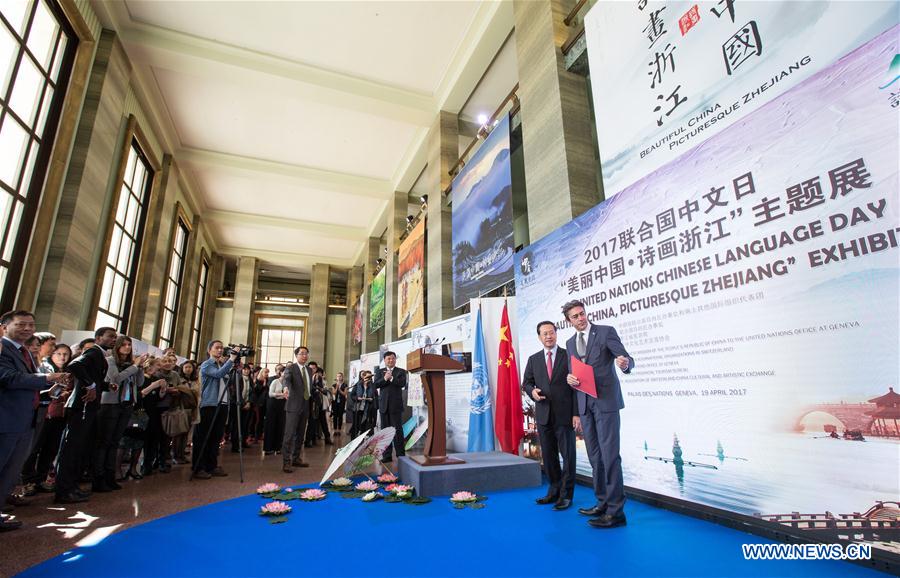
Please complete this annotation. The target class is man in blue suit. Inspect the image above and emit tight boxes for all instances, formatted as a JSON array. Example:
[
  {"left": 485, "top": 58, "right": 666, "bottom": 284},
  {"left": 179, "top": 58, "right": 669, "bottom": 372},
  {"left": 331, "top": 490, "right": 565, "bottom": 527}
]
[
  {"left": 563, "top": 300, "right": 634, "bottom": 529},
  {"left": 0, "top": 310, "right": 68, "bottom": 531}
]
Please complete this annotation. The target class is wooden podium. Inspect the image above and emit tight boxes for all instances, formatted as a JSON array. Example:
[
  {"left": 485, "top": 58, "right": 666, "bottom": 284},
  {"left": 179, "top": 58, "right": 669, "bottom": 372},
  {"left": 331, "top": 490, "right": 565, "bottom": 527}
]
[{"left": 406, "top": 349, "right": 466, "bottom": 466}]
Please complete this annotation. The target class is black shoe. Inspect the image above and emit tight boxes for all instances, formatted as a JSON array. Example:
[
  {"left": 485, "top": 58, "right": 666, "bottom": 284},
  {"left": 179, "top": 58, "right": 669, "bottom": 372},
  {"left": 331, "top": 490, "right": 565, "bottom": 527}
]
[
  {"left": 553, "top": 498, "right": 572, "bottom": 511},
  {"left": 588, "top": 513, "right": 627, "bottom": 528},
  {"left": 5, "top": 494, "right": 27, "bottom": 506},
  {"left": 0, "top": 517, "right": 22, "bottom": 531},
  {"left": 193, "top": 470, "right": 212, "bottom": 480},
  {"left": 578, "top": 504, "right": 607, "bottom": 516},
  {"left": 535, "top": 494, "right": 558, "bottom": 505},
  {"left": 105, "top": 474, "right": 123, "bottom": 491},
  {"left": 55, "top": 492, "right": 89, "bottom": 504},
  {"left": 283, "top": 465, "right": 293, "bottom": 473},
  {"left": 91, "top": 480, "right": 113, "bottom": 493}
]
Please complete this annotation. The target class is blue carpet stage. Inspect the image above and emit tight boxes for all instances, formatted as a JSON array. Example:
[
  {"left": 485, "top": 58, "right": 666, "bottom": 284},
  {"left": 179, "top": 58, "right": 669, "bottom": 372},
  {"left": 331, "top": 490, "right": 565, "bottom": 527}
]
[{"left": 20, "top": 482, "right": 888, "bottom": 578}]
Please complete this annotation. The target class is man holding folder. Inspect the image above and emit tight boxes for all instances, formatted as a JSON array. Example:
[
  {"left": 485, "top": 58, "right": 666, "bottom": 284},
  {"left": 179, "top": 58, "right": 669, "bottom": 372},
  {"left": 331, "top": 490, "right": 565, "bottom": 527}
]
[{"left": 563, "top": 299, "right": 634, "bottom": 529}]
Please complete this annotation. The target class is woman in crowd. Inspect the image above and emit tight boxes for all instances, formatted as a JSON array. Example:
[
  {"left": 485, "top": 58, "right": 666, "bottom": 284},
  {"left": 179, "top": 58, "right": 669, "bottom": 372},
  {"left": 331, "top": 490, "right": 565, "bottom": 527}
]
[
  {"left": 263, "top": 364, "right": 286, "bottom": 455},
  {"left": 93, "top": 336, "right": 147, "bottom": 492},
  {"left": 231, "top": 364, "right": 254, "bottom": 451},
  {"left": 26, "top": 344, "right": 72, "bottom": 492},
  {"left": 331, "top": 372, "right": 347, "bottom": 437},
  {"left": 179, "top": 360, "right": 201, "bottom": 455},
  {"left": 167, "top": 359, "right": 198, "bottom": 465},
  {"left": 315, "top": 367, "right": 333, "bottom": 445},
  {"left": 249, "top": 367, "right": 269, "bottom": 444},
  {"left": 140, "top": 356, "right": 172, "bottom": 475}
]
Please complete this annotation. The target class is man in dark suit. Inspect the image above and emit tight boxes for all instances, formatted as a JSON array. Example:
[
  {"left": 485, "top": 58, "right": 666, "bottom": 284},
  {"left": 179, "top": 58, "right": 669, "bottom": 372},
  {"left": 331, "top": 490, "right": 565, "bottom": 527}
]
[
  {"left": 0, "top": 311, "right": 69, "bottom": 531},
  {"left": 563, "top": 299, "right": 634, "bottom": 529},
  {"left": 55, "top": 327, "right": 117, "bottom": 503},
  {"left": 522, "top": 321, "right": 578, "bottom": 511},
  {"left": 374, "top": 351, "right": 407, "bottom": 463},
  {"left": 280, "top": 346, "right": 311, "bottom": 473}
]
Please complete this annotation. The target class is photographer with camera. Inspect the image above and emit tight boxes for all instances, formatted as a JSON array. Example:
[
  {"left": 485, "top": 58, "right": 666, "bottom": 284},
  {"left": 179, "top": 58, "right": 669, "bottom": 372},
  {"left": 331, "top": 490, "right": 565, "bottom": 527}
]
[{"left": 193, "top": 341, "right": 238, "bottom": 479}]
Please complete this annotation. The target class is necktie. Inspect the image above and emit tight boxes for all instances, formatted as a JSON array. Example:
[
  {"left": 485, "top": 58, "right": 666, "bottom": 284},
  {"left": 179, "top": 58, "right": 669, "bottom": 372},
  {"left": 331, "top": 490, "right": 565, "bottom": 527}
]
[
  {"left": 302, "top": 366, "right": 310, "bottom": 400},
  {"left": 546, "top": 350, "right": 553, "bottom": 379},
  {"left": 21, "top": 347, "right": 39, "bottom": 409},
  {"left": 577, "top": 332, "right": 587, "bottom": 358}
]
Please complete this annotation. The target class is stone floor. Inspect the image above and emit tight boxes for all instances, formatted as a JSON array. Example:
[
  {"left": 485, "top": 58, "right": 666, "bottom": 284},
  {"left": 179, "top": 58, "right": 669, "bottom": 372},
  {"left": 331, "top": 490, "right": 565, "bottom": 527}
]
[{"left": 0, "top": 432, "right": 378, "bottom": 576}]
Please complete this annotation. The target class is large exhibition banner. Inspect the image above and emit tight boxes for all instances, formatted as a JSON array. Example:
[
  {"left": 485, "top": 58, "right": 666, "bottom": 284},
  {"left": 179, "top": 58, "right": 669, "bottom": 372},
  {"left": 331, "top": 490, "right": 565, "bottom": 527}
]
[
  {"left": 369, "top": 268, "right": 385, "bottom": 334},
  {"left": 398, "top": 219, "right": 426, "bottom": 336},
  {"left": 451, "top": 114, "right": 514, "bottom": 308},
  {"left": 585, "top": 0, "right": 898, "bottom": 196},
  {"left": 516, "top": 25, "right": 899, "bottom": 553}
]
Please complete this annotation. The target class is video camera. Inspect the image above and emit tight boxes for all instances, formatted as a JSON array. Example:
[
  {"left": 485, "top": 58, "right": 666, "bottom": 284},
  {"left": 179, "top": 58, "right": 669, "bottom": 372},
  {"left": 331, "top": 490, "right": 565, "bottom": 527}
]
[{"left": 224, "top": 343, "right": 255, "bottom": 358}]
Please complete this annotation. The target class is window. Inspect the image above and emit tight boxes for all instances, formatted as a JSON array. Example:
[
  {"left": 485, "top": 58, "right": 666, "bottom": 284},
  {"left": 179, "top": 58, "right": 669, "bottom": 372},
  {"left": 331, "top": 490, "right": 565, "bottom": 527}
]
[
  {"left": 95, "top": 140, "right": 152, "bottom": 331},
  {"left": 257, "top": 327, "right": 304, "bottom": 372},
  {"left": 0, "top": 0, "right": 75, "bottom": 309},
  {"left": 158, "top": 217, "right": 189, "bottom": 349},
  {"left": 189, "top": 257, "right": 209, "bottom": 359}
]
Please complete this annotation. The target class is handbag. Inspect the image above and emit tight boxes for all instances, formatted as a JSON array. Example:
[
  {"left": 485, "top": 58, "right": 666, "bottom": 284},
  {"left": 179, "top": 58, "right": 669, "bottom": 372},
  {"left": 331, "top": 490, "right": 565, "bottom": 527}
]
[{"left": 161, "top": 408, "right": 190, "bottom": 437}]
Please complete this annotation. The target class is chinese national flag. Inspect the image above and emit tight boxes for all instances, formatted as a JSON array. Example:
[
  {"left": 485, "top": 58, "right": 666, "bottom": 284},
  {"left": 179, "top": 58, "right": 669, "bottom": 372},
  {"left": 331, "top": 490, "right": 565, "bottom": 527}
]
[{"left": 495, "top": 302, "right": 524, "bottom": 454}]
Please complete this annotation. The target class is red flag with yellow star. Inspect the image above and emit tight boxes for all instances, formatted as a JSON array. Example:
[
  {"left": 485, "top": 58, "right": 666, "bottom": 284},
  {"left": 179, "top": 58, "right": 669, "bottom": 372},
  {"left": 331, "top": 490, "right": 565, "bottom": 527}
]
[{"left": 495, "top": 301, "right": 523, "bottom": 454}]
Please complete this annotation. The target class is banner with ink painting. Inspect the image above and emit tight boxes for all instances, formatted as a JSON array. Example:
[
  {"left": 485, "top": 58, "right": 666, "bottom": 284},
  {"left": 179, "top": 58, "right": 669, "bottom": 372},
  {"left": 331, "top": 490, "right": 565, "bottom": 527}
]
[
  {"left": 451, "top": 114, "right": 514, "bottom": 308},
  {"left": 518, "top": 20, "right": 899, "bottom": 555}
]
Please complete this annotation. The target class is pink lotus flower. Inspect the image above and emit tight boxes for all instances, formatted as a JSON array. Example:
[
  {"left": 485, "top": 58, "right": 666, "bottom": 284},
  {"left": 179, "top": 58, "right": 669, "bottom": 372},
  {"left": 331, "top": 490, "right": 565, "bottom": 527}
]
[
  {"left": 260, "top": 500, "right": 292, "bottom": 515},
  {"left": 299, "top": 489, "right": 327, "bottom": 501},
  {"left": 256, "top": 483, "right": 281, "bottom": 495},
  {"left": 384, "top": 483, "right": 398, "bottom": 492},
  {"left": 450, "top": 491, "right": 477, "bottom": 503},
  {"left": 377, "top": 473, "right": 398, "bottom": 483},
  {"left": 355, "top": 480, "right": 379, "bottom": 492},
  {"left": 389, "top": 484, "right": 414, "bottom": 498}
]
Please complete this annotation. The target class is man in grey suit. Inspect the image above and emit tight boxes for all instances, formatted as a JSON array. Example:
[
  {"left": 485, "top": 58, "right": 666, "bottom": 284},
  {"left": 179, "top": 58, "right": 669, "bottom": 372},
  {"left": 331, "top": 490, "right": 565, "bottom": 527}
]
[
  {"left": 563, "top": 299, "right": 634, "bottom": 529},
  {"left": 0, "top": 310, "right": 68, "bottom": 531},
  {"left": 281, "top": 346, "right": 312, "bottom": 473}
]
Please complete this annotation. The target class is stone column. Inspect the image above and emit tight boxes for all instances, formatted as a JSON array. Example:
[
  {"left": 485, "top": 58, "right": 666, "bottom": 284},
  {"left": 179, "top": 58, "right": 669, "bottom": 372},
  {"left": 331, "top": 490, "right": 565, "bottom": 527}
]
[
  {"left": 230, "top": 256, "right": 258, "bottom": 345},
  {"left": 199, "top": 254, "right": 225, "bottom": 351},
  {"left": 383, "top": 190, "right": 408, "bottom": 342},
  {"left": 34, "top": 30, "right": 131, "bottom": 333},
  {"left": 514, "top": 0, "right": 601, "bottom": 242},
  {"left": 307, "top": 263, "right": 330, "bottom": 365},
  {"left": 425, "top": 111, "right": 457, "bottom": 322}
]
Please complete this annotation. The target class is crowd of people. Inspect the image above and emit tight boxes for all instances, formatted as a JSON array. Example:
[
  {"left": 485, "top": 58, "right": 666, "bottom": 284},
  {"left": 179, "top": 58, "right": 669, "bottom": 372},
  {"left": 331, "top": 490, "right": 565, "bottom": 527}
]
[{"left": 0, "top": 309, "right": 365, "bottom": 533}]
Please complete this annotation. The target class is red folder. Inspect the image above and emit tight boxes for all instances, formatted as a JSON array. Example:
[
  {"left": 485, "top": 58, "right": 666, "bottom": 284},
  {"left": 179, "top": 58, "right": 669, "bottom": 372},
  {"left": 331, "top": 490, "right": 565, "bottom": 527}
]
[{"left": 569, "top": 355, "right": 598, "bottom": 398}]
